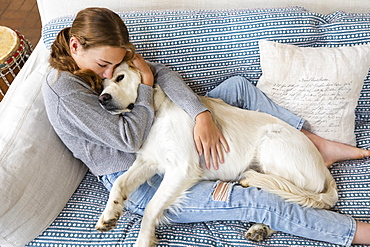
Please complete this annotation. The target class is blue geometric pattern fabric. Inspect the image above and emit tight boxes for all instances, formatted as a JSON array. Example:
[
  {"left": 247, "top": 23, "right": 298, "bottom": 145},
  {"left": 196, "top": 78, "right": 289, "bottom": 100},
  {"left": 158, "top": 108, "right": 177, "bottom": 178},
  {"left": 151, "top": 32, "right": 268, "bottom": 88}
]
[
  {"left": 29, "top": 6, "right": 370, "bottom": 246},
  {"left": 42, "top": 7, "right": 324, "bottom": 94}
]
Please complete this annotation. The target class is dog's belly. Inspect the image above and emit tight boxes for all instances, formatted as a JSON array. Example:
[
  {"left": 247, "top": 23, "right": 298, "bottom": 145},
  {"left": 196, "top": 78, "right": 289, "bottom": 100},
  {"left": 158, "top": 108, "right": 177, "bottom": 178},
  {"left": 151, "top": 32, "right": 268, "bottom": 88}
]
[
  {"left": 140, "top": 96, "right": 271, "bottom": 181},
  {"left": 196, "top": 97, "right": 329, "bottom": 192},
  {"left": 139, "top": 94, "right": 329, "bottom": 193}
]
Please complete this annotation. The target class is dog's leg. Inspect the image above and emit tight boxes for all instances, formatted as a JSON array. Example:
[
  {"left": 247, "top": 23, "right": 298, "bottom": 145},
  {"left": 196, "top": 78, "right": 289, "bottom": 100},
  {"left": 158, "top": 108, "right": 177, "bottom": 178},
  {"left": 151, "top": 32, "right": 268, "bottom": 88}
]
[
  {"left": 96, "top": 157, "right": 156, "bottom": 232},
  {"left": 246, "top": 223, "right": 276, "bottom": 242},
  {"left": 240, "top": 123, "right": 337, "bottom": 209},
  {"left": 134, "top": 167, "right": 201, "bottom": 247}
]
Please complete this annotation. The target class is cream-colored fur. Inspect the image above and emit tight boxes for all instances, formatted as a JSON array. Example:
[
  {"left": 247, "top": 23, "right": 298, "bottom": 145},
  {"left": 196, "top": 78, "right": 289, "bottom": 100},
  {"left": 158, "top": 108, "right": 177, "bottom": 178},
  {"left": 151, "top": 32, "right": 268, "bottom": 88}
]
[{"left": 95, "top": 62, "right": 338, "bottom": 247}]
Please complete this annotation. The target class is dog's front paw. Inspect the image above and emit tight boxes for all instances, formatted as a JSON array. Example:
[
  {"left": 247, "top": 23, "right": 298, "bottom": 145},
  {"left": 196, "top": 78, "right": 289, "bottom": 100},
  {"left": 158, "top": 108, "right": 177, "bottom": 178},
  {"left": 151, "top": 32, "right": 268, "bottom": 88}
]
[
  {"left": 245, "top": 223, "right": 276, "bottom": 242},
  {"left": 95, "top": 205, "right": 122, "bottom": 232},
  {"left": 133, "top": 228, "right": 158, "bottom": 247}
]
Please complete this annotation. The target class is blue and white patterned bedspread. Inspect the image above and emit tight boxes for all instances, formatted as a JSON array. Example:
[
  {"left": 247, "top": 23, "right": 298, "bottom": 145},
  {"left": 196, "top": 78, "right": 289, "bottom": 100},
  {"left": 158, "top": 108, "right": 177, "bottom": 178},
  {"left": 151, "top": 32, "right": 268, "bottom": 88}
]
[{"left": 27, "top": 6, "right": 370, "bottom": 246}]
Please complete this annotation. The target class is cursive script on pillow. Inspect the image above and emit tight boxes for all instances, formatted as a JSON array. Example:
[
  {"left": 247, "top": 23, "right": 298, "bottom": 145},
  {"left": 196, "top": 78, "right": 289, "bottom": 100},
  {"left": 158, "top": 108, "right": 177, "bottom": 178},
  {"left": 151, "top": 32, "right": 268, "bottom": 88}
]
[{"left": 257, "top": 40, "right": 370, "bottom": 145}]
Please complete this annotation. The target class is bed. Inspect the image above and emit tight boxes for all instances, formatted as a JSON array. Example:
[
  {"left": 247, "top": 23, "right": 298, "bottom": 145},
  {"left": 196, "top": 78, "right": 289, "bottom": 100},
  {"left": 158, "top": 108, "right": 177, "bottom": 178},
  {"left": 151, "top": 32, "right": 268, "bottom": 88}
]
[{"left": 1, "top": 0, "right": 370, "bottom": 246}]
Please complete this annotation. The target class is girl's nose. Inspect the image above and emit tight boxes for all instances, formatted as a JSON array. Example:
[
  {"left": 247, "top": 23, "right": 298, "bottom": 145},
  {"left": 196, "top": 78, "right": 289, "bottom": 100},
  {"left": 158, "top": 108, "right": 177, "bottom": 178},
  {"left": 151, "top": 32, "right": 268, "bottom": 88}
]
[{"left": 103, "top": 67, "right": 114, "bottom": 79}]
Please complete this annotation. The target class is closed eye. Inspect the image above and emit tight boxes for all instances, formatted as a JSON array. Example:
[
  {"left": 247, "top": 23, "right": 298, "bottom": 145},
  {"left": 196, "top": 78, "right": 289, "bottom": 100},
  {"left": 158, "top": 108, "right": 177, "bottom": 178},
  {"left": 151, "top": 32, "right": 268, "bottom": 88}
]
[
  {"left": 98, "top": 63, "right": 107, "bottom": 68},
  {"left": 116, "top": 74, "right": 125, "bottom": 82}
]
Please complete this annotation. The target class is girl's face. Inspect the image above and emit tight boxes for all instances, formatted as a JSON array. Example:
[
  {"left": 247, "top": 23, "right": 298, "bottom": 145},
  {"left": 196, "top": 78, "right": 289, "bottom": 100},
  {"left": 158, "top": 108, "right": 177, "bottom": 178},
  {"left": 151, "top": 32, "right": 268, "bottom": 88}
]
[{"left": 70, "top": 36, "right": 127, "bottom": 79}]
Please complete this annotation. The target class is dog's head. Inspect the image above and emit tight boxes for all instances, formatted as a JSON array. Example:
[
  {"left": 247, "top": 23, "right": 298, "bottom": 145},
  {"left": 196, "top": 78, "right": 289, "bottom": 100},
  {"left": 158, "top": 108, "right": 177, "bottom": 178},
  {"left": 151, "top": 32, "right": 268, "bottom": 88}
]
[{"left": 99, "top": 62, "right": 141, "bottom": 114}]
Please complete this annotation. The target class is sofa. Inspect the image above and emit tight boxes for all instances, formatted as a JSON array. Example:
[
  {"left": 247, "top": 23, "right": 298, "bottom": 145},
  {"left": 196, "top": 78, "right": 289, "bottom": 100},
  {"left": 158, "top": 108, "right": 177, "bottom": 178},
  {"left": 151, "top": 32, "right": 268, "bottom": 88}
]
[{"left": 1, "top": 0, "right": 370, "bottom": 246}]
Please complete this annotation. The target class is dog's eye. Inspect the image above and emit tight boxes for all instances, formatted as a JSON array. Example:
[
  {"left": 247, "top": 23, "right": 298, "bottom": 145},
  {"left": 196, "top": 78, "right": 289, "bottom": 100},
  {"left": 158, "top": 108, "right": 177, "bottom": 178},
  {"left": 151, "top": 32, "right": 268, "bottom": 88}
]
[{"left": 116, "top": 75, "right": 125, "bottom": 82}]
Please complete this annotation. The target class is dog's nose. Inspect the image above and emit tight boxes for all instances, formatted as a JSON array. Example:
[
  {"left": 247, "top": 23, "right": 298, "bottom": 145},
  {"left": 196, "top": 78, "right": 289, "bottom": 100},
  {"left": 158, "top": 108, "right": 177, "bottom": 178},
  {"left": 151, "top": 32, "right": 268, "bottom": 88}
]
[{"left": 99, "top": 93, "right": 112, "bottom": 105}]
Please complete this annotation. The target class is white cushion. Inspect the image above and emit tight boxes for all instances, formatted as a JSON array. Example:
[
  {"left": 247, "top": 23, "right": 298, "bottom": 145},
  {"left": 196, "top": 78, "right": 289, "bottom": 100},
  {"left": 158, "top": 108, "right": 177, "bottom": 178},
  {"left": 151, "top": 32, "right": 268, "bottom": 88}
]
[
  {"left": 257, "top": 40, "right": 370, "bottom": 145},
  {"left": 0, "top": 45, "right": 87, "bottom": 246}
]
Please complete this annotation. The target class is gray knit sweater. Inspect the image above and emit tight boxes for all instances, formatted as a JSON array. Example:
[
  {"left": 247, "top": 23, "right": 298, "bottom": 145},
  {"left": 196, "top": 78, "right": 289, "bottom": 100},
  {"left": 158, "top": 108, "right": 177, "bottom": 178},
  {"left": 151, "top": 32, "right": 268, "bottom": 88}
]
[{"left": 42, "top": 62, "right": 207, "bottom": 176}]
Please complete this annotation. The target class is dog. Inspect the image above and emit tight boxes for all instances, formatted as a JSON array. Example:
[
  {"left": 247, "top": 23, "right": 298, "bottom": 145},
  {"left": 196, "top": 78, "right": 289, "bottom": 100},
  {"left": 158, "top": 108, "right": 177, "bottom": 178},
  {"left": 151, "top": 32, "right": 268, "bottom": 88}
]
[{"left": 95, "top": 62, "right": 338, "bottom": 247}]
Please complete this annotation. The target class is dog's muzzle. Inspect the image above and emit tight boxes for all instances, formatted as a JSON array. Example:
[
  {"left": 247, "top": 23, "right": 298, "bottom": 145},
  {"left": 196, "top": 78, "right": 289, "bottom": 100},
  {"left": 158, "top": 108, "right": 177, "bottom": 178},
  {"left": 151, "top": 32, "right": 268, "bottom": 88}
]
[
  {"left": 99, "top": 93, "right": 135, "bottom": 112},
  {"left": 99, "top": 93, "right": 112, "bottom": 106}
]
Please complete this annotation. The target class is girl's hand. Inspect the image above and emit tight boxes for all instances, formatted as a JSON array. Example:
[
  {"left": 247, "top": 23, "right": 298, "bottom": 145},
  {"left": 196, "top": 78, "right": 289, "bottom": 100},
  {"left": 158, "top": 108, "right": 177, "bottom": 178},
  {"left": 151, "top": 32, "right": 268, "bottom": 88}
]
[
  {"left": 132, "top": 54, "right": 154, "bottom": 87},
  {"left": 194, "top": 111, "right": 229, "bottom": 170}
]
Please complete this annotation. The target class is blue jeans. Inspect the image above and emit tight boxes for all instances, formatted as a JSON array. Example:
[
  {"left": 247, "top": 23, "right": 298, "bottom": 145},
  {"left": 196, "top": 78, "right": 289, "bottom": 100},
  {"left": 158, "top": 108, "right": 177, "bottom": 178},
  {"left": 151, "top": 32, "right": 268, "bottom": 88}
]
[
  {"left": 101, "top": 173, "right": 355, "bottom": 246},
  {"left": 206, "top": 76, "right": 305, "bottom": 130},
  {"left": 101, "top": 76, "right": 356, "bottom": 246}
]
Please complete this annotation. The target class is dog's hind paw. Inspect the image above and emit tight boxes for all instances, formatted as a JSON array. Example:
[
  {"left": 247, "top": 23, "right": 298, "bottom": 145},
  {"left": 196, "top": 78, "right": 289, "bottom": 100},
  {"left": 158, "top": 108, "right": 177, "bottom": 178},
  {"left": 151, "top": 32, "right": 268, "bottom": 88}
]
[
  {"left": 95, "top": 209, "right": 122, "bottom": 232},
  {"left": 239, "top": 178, "right": 250, "bottom": 187},
  {"left": 245, "top": 223, "right": 276, "bottom": 242}
]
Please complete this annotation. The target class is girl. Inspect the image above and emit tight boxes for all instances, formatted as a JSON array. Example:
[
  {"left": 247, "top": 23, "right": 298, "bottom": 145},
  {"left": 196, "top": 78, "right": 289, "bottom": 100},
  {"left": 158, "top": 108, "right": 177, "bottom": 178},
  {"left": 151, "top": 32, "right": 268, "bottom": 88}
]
[{"left": 43, "top": 7, "right": 370, "bottom": 246}]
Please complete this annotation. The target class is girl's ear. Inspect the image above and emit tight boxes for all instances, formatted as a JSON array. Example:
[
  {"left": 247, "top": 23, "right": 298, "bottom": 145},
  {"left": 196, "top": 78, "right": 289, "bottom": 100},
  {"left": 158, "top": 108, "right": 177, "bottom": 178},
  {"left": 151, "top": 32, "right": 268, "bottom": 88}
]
[{"left": 69, "top": 36, "right": 80, "bottom": 55}]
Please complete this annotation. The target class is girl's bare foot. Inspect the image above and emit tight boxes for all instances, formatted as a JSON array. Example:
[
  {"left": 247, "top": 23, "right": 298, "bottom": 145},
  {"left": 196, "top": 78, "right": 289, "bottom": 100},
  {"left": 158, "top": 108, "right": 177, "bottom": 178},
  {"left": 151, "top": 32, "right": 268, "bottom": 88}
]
[
  {"left": 352, "top": 221, "right": 370, "bottom": 245},
  {"left": 301, "top": 129, "right": 370, "bottom": 167}
]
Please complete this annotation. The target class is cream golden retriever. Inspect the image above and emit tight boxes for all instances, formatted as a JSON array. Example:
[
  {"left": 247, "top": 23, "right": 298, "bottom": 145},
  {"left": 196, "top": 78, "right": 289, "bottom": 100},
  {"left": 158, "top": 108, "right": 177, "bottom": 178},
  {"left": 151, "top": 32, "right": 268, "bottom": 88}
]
[{"left": 95, "top": 62, "right": 338, "bottom": 247}]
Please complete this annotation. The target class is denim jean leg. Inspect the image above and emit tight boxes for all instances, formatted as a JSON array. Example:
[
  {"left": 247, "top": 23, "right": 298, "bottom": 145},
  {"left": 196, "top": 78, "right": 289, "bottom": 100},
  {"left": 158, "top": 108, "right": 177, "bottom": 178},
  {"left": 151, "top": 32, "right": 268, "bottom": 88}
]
[
  {"left": 206, "top": 76, "right": 305, "bottom": 130},
  {"left": 101, "top": 171, "right": 164, "bottom": 211},
  {"left": 127, "top": 179, "right": 356, "bottom": 246},
  {"left": 100, "top": 170, "right": 126, "bottom": 191},
  {"left": 180, "top": 181, "right": 355, "bottom": 246},
  {"left": 124, "top": 178, "right": 355, "bottom": 246}
]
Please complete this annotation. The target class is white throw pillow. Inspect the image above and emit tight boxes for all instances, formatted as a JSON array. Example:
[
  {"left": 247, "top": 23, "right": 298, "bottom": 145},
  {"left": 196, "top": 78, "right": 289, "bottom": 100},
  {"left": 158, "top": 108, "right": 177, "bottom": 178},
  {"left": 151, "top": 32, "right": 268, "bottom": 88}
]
[
  {"left": 256, "top": 40, "right": 370, "bottom": 145},
  {"left": 0, "top": 45, "right": 87, "bottom": 246}
]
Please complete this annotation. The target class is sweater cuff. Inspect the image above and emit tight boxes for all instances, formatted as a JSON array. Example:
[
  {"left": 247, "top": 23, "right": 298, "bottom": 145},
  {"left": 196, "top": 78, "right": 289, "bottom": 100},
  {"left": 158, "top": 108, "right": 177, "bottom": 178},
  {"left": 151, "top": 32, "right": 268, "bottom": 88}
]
[
  {"left": 187, "top": 104, "right": 209, "bottom": 121},
  {"left": 135, "top": 84, "right": 153, "bottom": 107},
  {"left": 182, "top": 95, "right": 209, "bottom": 120}
]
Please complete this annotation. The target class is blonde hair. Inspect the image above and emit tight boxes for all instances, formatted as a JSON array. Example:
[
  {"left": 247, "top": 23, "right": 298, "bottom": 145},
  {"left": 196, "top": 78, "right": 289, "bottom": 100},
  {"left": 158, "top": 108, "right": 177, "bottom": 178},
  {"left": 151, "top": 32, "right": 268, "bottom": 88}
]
[{"left": 49, "top": 7, "right": 136, "bottom": 93}]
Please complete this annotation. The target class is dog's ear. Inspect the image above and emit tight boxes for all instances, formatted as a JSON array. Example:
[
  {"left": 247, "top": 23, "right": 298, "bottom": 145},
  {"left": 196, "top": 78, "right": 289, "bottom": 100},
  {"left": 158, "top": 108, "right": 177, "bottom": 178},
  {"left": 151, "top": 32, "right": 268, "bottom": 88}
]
[{"left": 127, "top": 60, "right": 137, "bottom": 70}]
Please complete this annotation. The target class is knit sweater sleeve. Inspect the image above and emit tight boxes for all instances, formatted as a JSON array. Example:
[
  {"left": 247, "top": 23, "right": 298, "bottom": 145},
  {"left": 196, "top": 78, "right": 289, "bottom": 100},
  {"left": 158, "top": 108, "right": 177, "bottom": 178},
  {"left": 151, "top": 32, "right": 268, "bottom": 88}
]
[
  {"left": 149, "top": 62, "right": 208, "bottom": 120},
  {"left": 43, "top": 70, "right": 155, "bottom": 154}
]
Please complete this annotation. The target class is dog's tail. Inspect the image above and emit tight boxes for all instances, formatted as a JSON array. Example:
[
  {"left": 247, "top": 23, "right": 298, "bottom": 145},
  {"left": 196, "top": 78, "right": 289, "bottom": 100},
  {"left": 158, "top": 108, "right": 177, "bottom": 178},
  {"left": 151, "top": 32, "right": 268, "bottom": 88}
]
[{"left": 240, "top": 170, "right": 338, "bottom": 209}]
